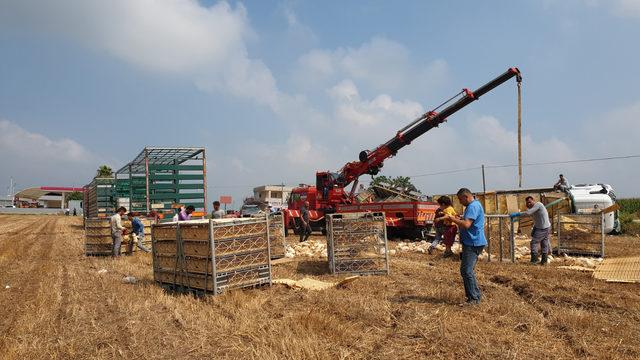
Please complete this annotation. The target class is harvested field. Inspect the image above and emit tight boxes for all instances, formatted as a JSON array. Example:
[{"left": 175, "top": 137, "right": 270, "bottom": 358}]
[{"left": 1, "top": 215, "right": 640, "bottom": 359}]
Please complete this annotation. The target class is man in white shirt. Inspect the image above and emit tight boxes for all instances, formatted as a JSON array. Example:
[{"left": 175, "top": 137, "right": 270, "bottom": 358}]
[{"left": 110, "top": 207, "right": 127, "bottom": 257}]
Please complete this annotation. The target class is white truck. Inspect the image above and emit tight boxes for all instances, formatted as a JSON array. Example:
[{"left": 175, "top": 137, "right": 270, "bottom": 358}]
[{"left": 567, "top": 183, "right": 620, "bottom": 234}]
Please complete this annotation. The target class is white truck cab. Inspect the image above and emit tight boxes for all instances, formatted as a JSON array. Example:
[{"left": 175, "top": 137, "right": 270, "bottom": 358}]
[{"left": 567, "top": 184, "right": 619, "bottom": 233}]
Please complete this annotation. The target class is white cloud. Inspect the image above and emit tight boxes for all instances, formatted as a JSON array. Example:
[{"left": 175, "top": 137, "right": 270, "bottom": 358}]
[
  {"left": 0, "top": 120, "right": 105, "bottom": 187},
  {"left": 550, "top": 0, "right": 640, "bottom": 18},
  {"left": 612, "top": 0, "right": 640, "bottom": 18},
  {"left": 328, "top": 79, "right": 423, "bottom": 127},
  {"left": 0, "top": 0, "right": 284, "bottom": 110},
  {"left": 295, "top": 37, "right": 450, "bottom": 97},
  {"left": 0, "top": 120, "right": 91, "bottom": 163}
]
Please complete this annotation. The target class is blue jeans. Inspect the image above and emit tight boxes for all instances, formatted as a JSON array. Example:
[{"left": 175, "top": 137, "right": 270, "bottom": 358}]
[{"left": 460, "top": 244, "right": 484, "bottom": 302}]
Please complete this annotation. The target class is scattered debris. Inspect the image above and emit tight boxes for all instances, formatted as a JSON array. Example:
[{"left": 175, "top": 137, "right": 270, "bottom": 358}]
[
  {"left": 396, "top": 240, "right": 461, "bottom": 254},
  {"left": 122, "top": 276, "right": 138, "bottom": 284},
  {"left": 286, "top": 239, "right": 328, "bottom": 258},
  {"left": 557, "top": 265, "right": 595, "bottom": 272},
  {"left": 273, "top": 276, "right": 359, "bottom": 290},
  {"left": 560, "top": 254, "right": 602, "bottom": 269}
]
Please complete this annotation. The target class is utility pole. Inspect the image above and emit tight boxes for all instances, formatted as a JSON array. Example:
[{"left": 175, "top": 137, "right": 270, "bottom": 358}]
[
  {"left": 481, "top": 165, "right": 486, "bottom": 194},
  {"left": 517, "top": 81, "right": 523, "bottom": 188}
]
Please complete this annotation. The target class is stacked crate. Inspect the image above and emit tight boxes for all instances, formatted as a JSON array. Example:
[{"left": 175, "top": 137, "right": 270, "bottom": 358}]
[
  {"left": 122, "top": 218, "right": 154, "bottom": 250},
  {"left": 84, "top": 217, "right": 154, "bottom": 256},
  {"left": 326, "top": 212, "right": 389, "bottom": 275},
  {"left": 268, "top": 213, "right": 286, "bottom": 259},
  {"left": 152, "top": 217, "right": 272, "bottom": 295},
  {"left": 84, "top": 177, "right": 116, "bottom": 219},
  {"left": 84, "top": 218, "right": 114, "bottom": 256}
]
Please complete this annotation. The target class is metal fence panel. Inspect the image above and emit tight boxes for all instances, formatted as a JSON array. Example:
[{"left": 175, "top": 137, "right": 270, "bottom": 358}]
[
  {"left": 484, "top": 215, "right": 516, "bottom": 263},
  {"left": 268, "top": 213, "right": 286, "bottom": 259},
  {"left": 326, "top": 212, "right": 389, "bottom": 275}
]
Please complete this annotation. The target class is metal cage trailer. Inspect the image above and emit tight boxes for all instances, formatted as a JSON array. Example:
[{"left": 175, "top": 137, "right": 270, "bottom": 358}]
[{"left": 152, "top": 217, "right": 272, "bottom": 295}]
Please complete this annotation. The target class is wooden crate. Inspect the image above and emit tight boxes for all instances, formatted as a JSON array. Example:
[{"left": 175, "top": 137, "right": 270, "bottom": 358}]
[
  {"left": 326, "top": 212, "right": 389, "bottom": 275},
  {"left": 85, "top": 217, "right": 154, "bottom": 256},
  {"left": 151, "top": 217, "right": 272, "bottom": 295}
]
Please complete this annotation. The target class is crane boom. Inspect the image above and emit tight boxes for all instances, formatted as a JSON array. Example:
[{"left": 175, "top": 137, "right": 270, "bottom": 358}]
[{"left": 337, "top": 67, "right": 522, "bottom": 187}]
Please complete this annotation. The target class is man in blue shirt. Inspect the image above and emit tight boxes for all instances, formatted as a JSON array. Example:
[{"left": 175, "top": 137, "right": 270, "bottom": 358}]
[
  {"left": 126, "top": 213, "right": 151, "bottom": 253},
  {"left": 444, "top": 188, "right": 487, "bottom": 305}
]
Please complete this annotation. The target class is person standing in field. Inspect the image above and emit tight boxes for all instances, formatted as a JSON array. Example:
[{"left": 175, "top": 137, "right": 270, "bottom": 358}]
[
  {"left": 444, "top": 188, "right": 486, "bottom": 306},
  {"left": 428, "top": 196, "right": 458, "bottom": 257},
  {"left": 510, "top": 196, "right": 551, "bottom": 265},
  {"left": 126, "top": 212, "right": 151, "bottom": 254},
  {"left": 110, "top": 206, "right": 128, "bottom": 257},
  {"left": 211, "top": 201, "right": 225, "bottom": 219},
  {"left": 299, "top": 201, "right": 312, "bottom": 242}
]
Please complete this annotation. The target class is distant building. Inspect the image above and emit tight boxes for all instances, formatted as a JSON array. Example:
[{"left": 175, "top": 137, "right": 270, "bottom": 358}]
[
  {"left": 0, "top": 199, "right": 14, "bottom": 208},
  {"left": 253, "top": 185, "right": 292, "bottom": 208},
  {"left": 14, "top": 186, "right": 83, "bottom": 209}
]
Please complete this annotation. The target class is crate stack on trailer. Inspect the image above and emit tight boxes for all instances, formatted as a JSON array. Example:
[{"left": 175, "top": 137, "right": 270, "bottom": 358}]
[
  {"left": 115, "top": 147, "right": 207, "bottom": 218},
  {"left": 83, "top": 177, "right": 116, "bottom": 219},
  {"left": 151, "top": 217, "right": 272, "bottom": 295}
]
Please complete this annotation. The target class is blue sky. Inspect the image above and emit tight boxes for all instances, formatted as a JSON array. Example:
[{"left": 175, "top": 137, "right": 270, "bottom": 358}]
[{"left": 1, "top": 0, "right": 639, "bottom": 206}]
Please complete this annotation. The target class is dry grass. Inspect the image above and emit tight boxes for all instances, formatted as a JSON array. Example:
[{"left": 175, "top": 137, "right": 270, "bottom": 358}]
[{"left": 1, "top": 215, "right": 640, "bottom": 359}]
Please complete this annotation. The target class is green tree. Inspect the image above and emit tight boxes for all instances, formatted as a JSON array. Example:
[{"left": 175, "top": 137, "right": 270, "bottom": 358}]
[
  {"left": 96, "top": 165, "right": 113, "bottom": 178},
  {"left": 66, "top": 191, "right": 83, "bottom": 201},
  {"left": 370, "top": 175, "right": 420, "bottom": 193}
]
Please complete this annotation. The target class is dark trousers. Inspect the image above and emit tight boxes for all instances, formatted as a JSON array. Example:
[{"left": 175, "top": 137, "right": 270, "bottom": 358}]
[
  {"left": 299, "top": 222, "right": 311, "bottom": 242},
  {"left": 460, "top": 245, "right": 484, "bottom": 302}
]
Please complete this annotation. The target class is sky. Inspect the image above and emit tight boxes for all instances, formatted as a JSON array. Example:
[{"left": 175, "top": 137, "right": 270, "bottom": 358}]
[{"left": 1, "top": 0, "right": 640, "bottom": 207}]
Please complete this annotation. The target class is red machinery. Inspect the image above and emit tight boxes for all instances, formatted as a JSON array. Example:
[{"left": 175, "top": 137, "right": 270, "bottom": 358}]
[{"left": 284, "top": 68, "right": 522, "bottom": 237}]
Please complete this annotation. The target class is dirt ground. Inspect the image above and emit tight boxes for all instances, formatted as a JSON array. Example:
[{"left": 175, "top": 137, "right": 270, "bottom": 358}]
[{"left": 1, "top": 215, "right": 640, "bottom": 359}]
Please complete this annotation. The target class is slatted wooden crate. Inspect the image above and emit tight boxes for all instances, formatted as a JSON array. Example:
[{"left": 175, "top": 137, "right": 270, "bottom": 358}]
[
  {"left": 326, "top": 212, "right": 389, "bottom": 275},
  {"left": 84, "top": 217, "right": 154, "bottom": 256},
  {"left": 151, "top": 217, "right": 272, "bottom": 295},
  {"left": 268, "top": 213, "right": 286, "bottom": 259}
]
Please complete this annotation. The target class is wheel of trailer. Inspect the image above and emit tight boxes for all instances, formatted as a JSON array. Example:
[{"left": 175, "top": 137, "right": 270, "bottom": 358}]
[{"left": 321, "top": 228, "right": 327, "bottom": 236}]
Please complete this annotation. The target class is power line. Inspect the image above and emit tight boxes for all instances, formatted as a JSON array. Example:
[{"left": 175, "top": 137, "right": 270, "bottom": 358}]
[
  {"left": 411, "top": 166, "right": 481, "bottom": 178},
  {"left": 408, "top": 154, "right": 640, "bottom": 178},
  {"left": 486, "top": 154, "right": 640, "bottom": 169}
]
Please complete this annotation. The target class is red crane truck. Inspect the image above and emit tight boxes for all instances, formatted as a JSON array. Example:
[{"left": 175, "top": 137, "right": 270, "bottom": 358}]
[{"left": 284, "top": 68, "right": 523, "bottom": 238}]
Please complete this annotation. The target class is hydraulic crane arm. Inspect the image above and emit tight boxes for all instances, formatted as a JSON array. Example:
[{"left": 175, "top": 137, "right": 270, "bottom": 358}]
[{"left": 336, "top": 67, "right": 522, "bottom": 187}]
